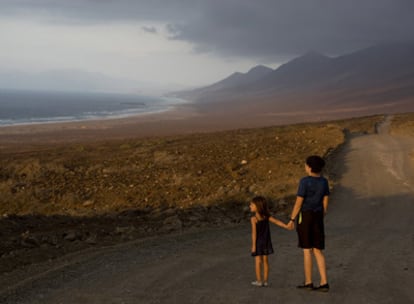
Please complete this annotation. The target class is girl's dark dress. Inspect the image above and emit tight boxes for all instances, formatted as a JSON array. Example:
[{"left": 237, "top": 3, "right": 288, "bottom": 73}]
[{"left": 252, "top": 218, "right": 274, "bottom": 256}]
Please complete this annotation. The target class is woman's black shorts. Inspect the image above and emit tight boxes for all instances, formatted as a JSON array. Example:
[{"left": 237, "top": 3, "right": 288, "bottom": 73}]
[{"left": 296, "top": 210, "right": 325, "bottom": 249}]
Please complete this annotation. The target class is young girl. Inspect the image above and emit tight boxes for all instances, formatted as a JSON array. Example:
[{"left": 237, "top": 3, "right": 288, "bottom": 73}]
[{"left": 250, "top": 196, "right": 290, "bottom": 287}]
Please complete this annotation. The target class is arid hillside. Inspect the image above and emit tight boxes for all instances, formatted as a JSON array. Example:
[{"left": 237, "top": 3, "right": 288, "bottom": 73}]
[
  {"left": 0, "top": 116, "right": 384, "bottom": 216},
  {"left": 0, "top": 115, "right": 387, "bottom": 273}
]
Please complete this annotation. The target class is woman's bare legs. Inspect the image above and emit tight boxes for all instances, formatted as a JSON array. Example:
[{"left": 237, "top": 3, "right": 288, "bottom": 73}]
[
  {"left": 313, "top": 248, "right": 328, "bottom": 285},
  {"left": 303, "top": 249, "right": 313, "bottom": 284}
]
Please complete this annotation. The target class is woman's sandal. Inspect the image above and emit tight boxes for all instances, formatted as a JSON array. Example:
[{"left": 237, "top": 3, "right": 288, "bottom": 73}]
[
  {"left": 312, "top": 283, "right": 330, "bottom": 292},
  {"left": 296, "top": 283, "right": 314, "bottom": 290}
]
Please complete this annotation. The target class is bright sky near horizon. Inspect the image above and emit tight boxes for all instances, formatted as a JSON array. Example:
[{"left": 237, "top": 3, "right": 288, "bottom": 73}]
[{"left": 0, "top": 0, "right": 413, "bottom": 94}]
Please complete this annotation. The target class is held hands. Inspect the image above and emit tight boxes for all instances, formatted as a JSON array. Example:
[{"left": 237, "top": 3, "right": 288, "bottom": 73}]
[{"left": 287, "top": 220, "right": 295, "bottom": 231}]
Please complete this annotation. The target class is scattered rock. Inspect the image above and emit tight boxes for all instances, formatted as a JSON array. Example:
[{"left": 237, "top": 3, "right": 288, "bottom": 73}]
[
  {"left": 161, "top": 215, "right": 182, "bottom": 232},
  {"left": 63, "top": 231, "right": 78, "bottom": 242},
  {"left": 83, "top": 200, "right": 94, "bottom": 207},
  {"left": 115, "top": 226, "right": 136, "bottom": 235},
  {"left": 85, "top": 234, "right": 98, "bottom": 245},
  {"left": 21, "top": 235, "right": 40, "bottom": 248}
]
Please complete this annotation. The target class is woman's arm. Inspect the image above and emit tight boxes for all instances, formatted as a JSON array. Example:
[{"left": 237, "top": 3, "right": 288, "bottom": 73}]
[
  {"left": 287, "top": 196, "right": 304, "bottom": 229},
  {"left": 323, "top": 195, "right": 329, "bottom": 216},
  {"left": 290, "top": 196, "right": 304, "bottom": 221}
]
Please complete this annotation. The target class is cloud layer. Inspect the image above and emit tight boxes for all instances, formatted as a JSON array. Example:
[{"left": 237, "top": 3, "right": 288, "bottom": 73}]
[
  {"left": 1, "top": 0, "right": 414, "bottom": 91},
  {"left": 2, "top": 0, "right": 414, "bottom": 60}
]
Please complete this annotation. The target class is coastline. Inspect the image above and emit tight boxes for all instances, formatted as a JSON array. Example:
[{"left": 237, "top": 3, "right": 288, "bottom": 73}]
[
  {"left": 0, "top": 103, "right": 201, "bottom": 145},
  {"left": 1, "top": 95, "right": 413, "bottom": 149}
]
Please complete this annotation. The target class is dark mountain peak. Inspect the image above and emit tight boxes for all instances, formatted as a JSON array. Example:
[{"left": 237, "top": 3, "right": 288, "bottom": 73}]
[
  {"left": 329, "top": 41, "right": 414, "bottom": 82},
  {"left": 173, "top": 41, "right": 414, "bottom": 103},
  {"left": 263, "top": 50, "right": 331, "bottom": 88},
  {"left": 303, "top": 50, "right": 328, "bottom": 58},
  {"left": 223, "top": 71, "right": 243, "bottom": 81},
  {"left": 246, "top": 65, "right": 274, "bottom": 75},
  {"left": 213, "top": 71, "right": 244, "bottom": 85},
  {"left": 228, "top": 71, "right": 243, "bottom": 77},
  {"left": 338, "top": 41, "right": 414, "bottom": 63},
  {"left": 273, "top": 51, "right": 331, "bottom": 77},
  {"left": 291, "top": 50, "right": 331, "bottom": 64},
  {"left": 362, "top": 40, "right": 414, "bottom": 53}
]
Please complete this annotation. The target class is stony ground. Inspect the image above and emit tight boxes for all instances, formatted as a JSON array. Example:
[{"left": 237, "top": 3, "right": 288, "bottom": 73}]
[
  {"left": 0, "top": 115, "right": 386, "bottom": 273},
  {"left": 390, "top": 112, "right": 414, "bottom": 137}
]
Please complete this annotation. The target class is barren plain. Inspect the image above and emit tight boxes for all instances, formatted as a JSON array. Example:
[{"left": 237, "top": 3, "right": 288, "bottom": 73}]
[{"left": 0, "top": 112, "right": 413, "bottom": 303}]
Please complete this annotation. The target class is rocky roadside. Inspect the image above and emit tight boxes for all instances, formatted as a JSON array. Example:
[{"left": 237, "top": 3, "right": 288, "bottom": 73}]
[{"left": 0, "top": 199, "right": 293, "bottom": 274}]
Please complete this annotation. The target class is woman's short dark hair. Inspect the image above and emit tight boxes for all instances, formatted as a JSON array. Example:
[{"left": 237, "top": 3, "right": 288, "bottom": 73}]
[{"left": 306, "top": 155, "right": 325, "bottom": 173}]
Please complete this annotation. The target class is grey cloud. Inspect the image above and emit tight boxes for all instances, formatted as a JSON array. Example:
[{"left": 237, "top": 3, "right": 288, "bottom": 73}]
[
  {"left": 2, "top": 0, "right": 414, "bottom": 60},
  {"left": 0, "top": 0, "right": 196, "bottom": 23},
  {"left": 142, "top": 26, "right": 158, "bottom": 34},
  {"left": 168, "top": 0, "right": 414, "bottom": 60}
]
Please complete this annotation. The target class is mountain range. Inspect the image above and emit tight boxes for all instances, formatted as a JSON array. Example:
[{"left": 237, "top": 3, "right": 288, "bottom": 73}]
[{"left": 173, "top": 42, "right": 414, "bottom": 116}]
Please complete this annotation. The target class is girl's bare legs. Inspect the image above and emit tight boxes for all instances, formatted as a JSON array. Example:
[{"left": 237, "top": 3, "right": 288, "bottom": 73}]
[
  {"left": 313, "top": 248, "right": 328, "bottom": 285},
  {"left": 255, "top": 256, "right": 263, "bottom": 282},
  {"left": 254, "top": 255, "right": 270, "bottom": 284},
  {"left": 303, "top": 249, "right": 313, "bottom": 284},
  {"left": 263, "top": 255, "right": 269, "bottom": 283}
]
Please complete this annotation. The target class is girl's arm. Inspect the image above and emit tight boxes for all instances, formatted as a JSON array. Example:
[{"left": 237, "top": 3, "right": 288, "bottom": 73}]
[
  {"left": 269, "top": 216, "right": 289, "bottom": 229},
  {"left": 250, "top": 217, "right": 257, "bottom": 253}
]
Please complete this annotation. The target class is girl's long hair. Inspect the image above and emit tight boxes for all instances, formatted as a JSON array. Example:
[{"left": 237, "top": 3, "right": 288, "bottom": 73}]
[{"left": 252, "top": 196, "right": 270, "bottom": 219}]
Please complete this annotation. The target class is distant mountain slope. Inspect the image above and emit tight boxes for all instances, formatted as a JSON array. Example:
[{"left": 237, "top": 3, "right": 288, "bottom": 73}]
[
  {"left": 242, "top": 41, "right": 414, "bottom": 94},
  {"left": 173, "top": 41, "right": 414, "bottom": 109},
  {"left": 174, "top": 65, "right": 273, "bottom": 100},
  {"left": 212, "top": 65, "right": 274, "bottom": 90}
]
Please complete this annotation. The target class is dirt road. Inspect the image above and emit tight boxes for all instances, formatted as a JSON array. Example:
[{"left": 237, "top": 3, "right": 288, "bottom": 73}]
[{"left": 1, "top": 116, "right": 413, "bottom": 304}]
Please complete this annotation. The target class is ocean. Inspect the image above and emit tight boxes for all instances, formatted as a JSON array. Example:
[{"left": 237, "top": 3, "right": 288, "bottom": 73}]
[{"left": 0, "top": 89, "right": 182, "bottom": 126}]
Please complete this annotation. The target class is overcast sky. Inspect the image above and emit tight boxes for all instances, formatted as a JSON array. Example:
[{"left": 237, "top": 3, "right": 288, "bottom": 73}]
[{"left": 1, "top": 0, "right": 413, "bottom": 94}]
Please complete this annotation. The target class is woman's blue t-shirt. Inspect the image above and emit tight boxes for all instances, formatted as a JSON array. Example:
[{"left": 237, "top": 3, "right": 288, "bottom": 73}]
[{"left": 297, "top": 176, "right": 330, "bottom": 212}]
